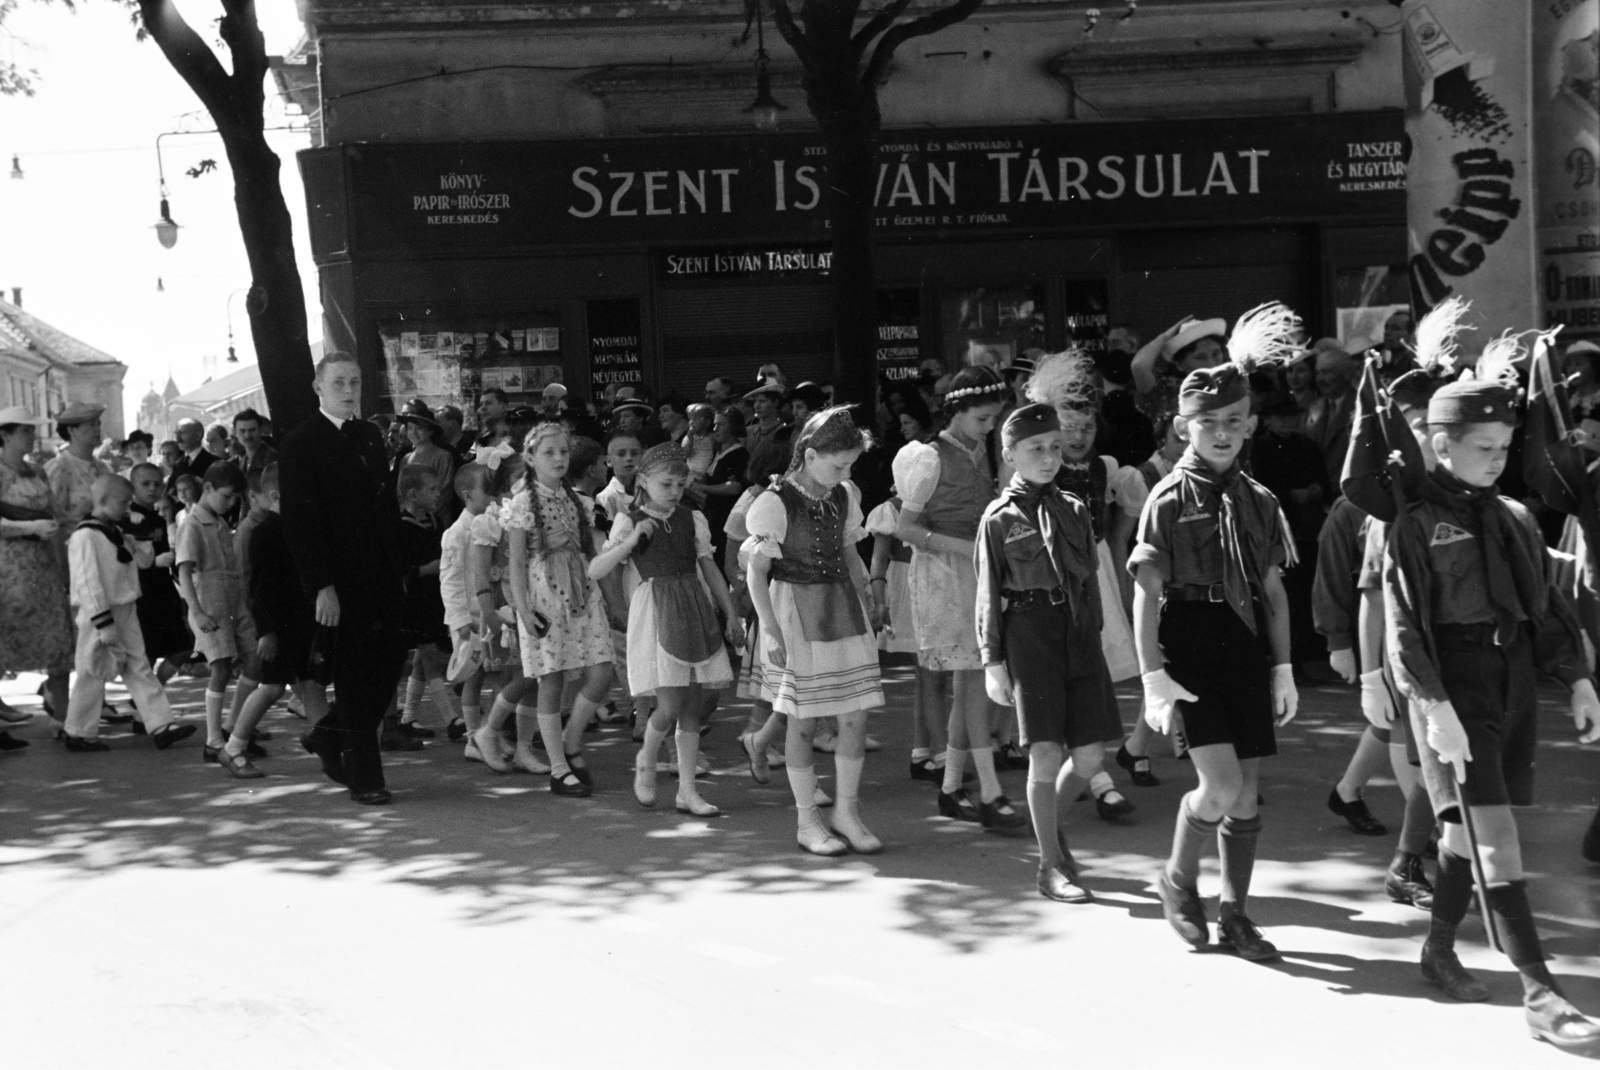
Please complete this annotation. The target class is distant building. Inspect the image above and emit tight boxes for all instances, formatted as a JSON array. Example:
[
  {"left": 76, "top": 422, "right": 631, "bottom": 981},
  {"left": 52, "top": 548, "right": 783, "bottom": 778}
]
[
  {"left": 0, "top": 291, "right": 127, "bottom": 440},
  {"left": 165, "top": 363, "right": 270, "bottom": 432}
]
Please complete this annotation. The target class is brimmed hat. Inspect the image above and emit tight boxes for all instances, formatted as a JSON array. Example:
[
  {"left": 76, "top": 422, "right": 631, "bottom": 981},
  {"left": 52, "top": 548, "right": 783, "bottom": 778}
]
[
  {"left": 54, "top": 401, "right": 105, "bottom": 427},
  {"left": 1567, "top": 340, "right": 1600, "bottom": 359},
  {"left": 542, "top": 382, "right": 569, "bottom": 398},
  {"left": 1001, "top": 402, "right": 1059, "bottom": 448},
  {"left": 788, "top": 381, "right": 827, "bottom": 409},
  {"left": 1165, "top": 318, "right": 1228, "bottom": 358},
  {"left": 396, "top": 398, "right": 441, "bottom": 432},
  {"left": 1003, "top": 356, "right": 1037, "bottom": 379},
  {"left": 0, "top": 405, "right": 47, "bottom": 427},
  {"left": 744, "top": 378, "right": 786, "bottom": 402},
  {"left": 611, "top": 398, "right": 653, "bottom": 419},
  {"left": 507, "top": 405, "right": 540, "bottom": 424}
]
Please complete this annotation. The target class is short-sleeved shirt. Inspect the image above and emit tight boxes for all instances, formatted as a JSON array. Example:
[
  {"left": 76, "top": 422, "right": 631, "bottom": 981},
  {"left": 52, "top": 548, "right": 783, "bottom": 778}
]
[
  {"left": 1128, "top": 466, "right": 1289, "bottom": 587},
  {"left": 175, "top": 501, "right": 245, "bottom": 616}
]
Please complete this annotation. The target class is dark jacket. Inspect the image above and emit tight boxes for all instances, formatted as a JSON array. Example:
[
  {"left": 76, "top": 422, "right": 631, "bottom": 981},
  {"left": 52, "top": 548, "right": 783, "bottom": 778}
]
[{"left": 279, "top": 411, "right": 404, "bottom": 608}]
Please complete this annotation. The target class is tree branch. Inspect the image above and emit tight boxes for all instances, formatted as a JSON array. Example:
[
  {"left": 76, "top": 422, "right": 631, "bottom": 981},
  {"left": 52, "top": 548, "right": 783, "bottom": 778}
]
[
  {"left": 767, "top": 0, "right": 812, "bottom": 68},
  {"left": 135, "top": 0, "right": 234, "bottom": 119},
  {"left": 851, "top": 0, "right": 913, "bottom": 63},
  {"left": 861, "top": 0, "right": 984, "bottom": 88}
]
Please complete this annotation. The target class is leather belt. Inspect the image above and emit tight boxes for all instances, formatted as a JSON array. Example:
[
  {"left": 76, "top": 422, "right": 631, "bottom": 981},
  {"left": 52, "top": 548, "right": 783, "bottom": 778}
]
[
  {"left": 1164, "top": 582, "right": 1228, "bottom": 603},
  {"left": 1005, "top": 587, "right": 1067, "bottom": 607}
]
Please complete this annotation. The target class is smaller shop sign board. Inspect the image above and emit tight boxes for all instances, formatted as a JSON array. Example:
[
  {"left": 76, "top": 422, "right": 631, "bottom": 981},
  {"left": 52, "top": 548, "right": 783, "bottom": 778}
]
[{"left": 587, "top": 298, "right": 644, "bottom": 396}]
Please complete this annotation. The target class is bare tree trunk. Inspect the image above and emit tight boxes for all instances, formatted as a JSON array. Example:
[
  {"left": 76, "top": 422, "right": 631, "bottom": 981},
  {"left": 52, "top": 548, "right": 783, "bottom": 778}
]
[{"left": 136, "top": 0, "right": 318, "bottom": 433}]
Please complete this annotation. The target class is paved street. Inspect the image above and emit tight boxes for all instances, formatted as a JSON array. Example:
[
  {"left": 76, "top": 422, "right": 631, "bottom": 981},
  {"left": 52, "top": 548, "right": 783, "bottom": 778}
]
[{"left": 1, "top": 662, "right": 1596, "bottom": 1070}]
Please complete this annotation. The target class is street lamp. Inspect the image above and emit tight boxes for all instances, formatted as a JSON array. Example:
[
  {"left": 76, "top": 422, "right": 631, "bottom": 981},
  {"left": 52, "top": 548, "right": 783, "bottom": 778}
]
[
  {"left": 225, "top": 287, "right": 250, "bottom": 362},
  {"left": 744, "top": 7, "right": 786, "bottom": 132},
  {"left": 152, "top": 132, "right": 190, "bottom": 249}
]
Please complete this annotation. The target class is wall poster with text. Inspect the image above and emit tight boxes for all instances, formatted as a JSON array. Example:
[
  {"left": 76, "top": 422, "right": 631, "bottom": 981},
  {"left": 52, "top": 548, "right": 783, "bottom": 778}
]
[{"left": 377, "top": 312, "right": 564, "bottom": 414}]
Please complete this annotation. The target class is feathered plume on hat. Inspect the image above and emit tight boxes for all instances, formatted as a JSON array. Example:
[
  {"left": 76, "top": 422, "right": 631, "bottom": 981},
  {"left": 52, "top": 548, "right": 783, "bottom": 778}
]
[
  {"left": 1466, "top": 330, "right": 1529, "bottom": 390},
  {"left": 1414, "top": 295, "right": 1474, "bottom": 375},
  {"left": 1025, "top": 347, "right": 1100, "bottom": 413},
  {"left": 1224, "top": 302, "right": 1304, "bottom": 371}
]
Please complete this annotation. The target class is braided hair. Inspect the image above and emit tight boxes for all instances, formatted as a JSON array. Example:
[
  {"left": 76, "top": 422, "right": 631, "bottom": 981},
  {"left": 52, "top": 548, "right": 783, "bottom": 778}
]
[
  {"left": 784, "top": 406, "right": 875, "bottom": 477},
  {"left": 520, "top": 423, "right": 595, "bottom": 560}
]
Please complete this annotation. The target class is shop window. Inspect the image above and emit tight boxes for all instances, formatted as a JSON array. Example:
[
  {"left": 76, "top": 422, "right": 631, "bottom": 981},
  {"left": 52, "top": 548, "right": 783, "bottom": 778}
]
[
  {"left": 377, "top": 313, "right": 564, "bottom": 413},
  {"left": 1063, "top": 278, "right": 1111, "bottom": 357},
  {"left": 877, "top": 289, "right": 924, "bottom": 385},
  {"left": 939, "top": 282, "right": 1047, "bottom": 376},
  {"left": 1333, "top": 265, "right": 1410, "bottom": 353}
]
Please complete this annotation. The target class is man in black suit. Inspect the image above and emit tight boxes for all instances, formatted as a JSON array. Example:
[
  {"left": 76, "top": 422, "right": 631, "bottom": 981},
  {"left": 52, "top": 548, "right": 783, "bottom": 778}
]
[
  {"left": 167, "top": 418, "right": 219, "bottom": 496},
  {"left": 278, "top": 352, "right": 406, "bottom": 805}
]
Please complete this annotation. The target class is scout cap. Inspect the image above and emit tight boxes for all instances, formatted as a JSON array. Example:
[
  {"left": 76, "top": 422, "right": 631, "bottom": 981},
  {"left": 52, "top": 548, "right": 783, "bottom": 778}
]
[
  {"left": 1426, "top": 379, "right": 1518, "bottom": 426},
  {"left": 1178, "top": 365, "right": 1249, "bottom": 416},
  {"left": 1001, "top": 402, "right": 1060, "bottom": 448}
]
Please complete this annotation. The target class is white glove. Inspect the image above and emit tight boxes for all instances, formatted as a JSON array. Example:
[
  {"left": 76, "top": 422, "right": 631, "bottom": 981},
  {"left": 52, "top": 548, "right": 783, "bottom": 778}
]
[
  {"left": 1358, "top": 669, "right": 1395, "bottom": 729},
  {"left": 1328, "top": 648, "right": 1358, "bottom": 684},
  {"left": 1570, "top": 679, "right": 1600, "bottom": 745},
  {"left": 1271, "top": 663, "right": 1298, "bottom": 726},
  {"left": 984, "top": 664, "right": 1014, "bottom": 707},
  {"left": 1142, "top": 668, "right": 1197, "bottom": 734},
  {"left": 1423, "top": 701, "right": 1472, "bottom": 784}
]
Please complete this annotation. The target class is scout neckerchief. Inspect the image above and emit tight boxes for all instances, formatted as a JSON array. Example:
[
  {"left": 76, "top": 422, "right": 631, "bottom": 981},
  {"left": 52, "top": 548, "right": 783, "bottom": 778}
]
[
  {"left": 77, "top": 517, "right": 132, "bottom": 563},
  {"left": 997, "top": 474, "right": 1094, "bottom": 593},
  {"left": 1170, "top": 450, "right": 1281, "bottom": 634},
  {"left": 1419, "top": 467, "right": 1542, "bottom": 645}
]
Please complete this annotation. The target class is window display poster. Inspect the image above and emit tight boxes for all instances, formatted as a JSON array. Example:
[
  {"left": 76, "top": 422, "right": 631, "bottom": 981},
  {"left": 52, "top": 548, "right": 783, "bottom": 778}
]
[
  {"left": 877, "top": 289, "right": 924, "bottom": 382},
  {"left": 587, "top": 298, "right": 644, "bottom": 397},
  {"left": 377, "top": 312, "right": 563, "bottom": 413},
  {"left": 941, "top": 283, "right": 1047, "bottom": 373},
  {"left": 1063, "top": 278, "right": 1110, "bottom": 357}
]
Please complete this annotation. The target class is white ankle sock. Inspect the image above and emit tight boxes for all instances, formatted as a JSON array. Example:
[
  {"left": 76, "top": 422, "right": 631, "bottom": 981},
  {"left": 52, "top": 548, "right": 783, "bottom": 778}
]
[
  {"left": 970, "top": 746, "right": 1001, "bottom": 802},
  {"left": 942, "top": 748, "right": 968, "bottom": 794},
  {"left": 1089, "top": 771, "right": 1115, "bottom": 797}
]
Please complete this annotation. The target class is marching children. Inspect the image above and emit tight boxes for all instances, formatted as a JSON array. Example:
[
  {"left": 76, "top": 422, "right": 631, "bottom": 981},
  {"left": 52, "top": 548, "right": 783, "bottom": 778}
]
[
  {"left": 1384, "top": 346, "right": 1600, "bottom": 1050},
  {"left": 395, "top": 465, "right": 461, "bottom": 737},
  {"left": 61, "top": 474, "right": 197, "bottom": 751},
  {"left": 745, "top": 408, "right": 886, "bottom": 855},
  {"left": 123, "top": 461, "right": 191, "bottom": 684},
  {"left": 504, "top": 423, "right": 616, "bottom": 796},
  {"left": 1028, "top": 348, "right": 1143, "bottom": 818},
  {"left": 977, "top": 404, "right": 1118, "bottom": 902},
  {"left": 1129, "top": 303, "right": 1302, "bottom": 961},
  {"left": 174, "top": 460, "right": 258, "bottom": 761},
  {"left": 589, "top": 443, "right": 742, "bottom": 816}
]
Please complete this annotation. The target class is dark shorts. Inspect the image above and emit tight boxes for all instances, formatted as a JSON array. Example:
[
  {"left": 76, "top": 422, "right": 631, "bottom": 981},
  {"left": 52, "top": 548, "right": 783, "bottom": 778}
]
[
  {"left": 257, "top": 619, "right": 314, "bottom": 688},
  {"left": 1412, "top": 629, "right": 1538, "bottom": 823},
  {"left": 1160, "top": 599, "right": 1276, "bottom": 760},
  {"left": 1005, "top": 601, "right": 1122, "bottom": 749}
]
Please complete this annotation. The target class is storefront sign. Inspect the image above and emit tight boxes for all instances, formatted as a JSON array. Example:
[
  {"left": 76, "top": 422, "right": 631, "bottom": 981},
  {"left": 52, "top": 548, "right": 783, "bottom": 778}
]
[
  {"left": 876, "top": 289, "right": 924, "bottom": 380},
  {"left": 341, "top": 111, "right": 1405, "bottom": 256},
  {"left": 658, "top": 246, "right": 833, "bottom": 280},
  {"left": 587, "top": 298, "right": 644, "bottom": 394},
  {"left": 1402, "top": 0, "right": 1539, "bottom": 335},
  {"left": 1534, "top": 0, "right": 1599, "bottom": 338}
]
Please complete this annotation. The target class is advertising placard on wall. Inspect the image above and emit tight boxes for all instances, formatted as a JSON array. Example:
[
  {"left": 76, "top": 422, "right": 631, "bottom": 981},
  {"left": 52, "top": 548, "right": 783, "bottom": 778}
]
[
  {"left": 1534, "top": 0, "right": 1599, "bottom": 340},
  {"left": 1402, "top": 0, "right": 1539, "bottom": 337},
  {"left": 587, "top": 298, "right": 644, "bottom": 397}
]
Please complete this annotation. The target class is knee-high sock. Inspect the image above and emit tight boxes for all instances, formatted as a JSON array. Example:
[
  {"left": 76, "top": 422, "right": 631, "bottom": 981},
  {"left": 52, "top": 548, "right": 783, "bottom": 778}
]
[
  {"left": 1168, "top": 794, "right": 1220, "bottom": 891},
  {"left": 675, "top": 730, "right": 701, "bottom": 796},
  {"left": 641, "top": 720, "right": 670, "bottom": 766},
  {"left": 484, "top": 694, "right": 514, "bottom": 731},
  {"left": 835, "top": 754, "right": 864, "bottom": 802},
  {"left": 1486, "top": 881, "right": 1556, "bottom": 991},
  {"left": 515, "top": 703, "right": 539, "bottom": 745},
  {"left": 1398, "top": 776, "right": 1435, "bottom": 855},
  {"left": 1431, "top": 849, "right": 1476, "bottom": 926},
  {"left": 1389, "top": 742, "right": 1421, "bottom": 796},
  {"left": 538, "top": 712, "right": 569, "bottom": 777},
  {"left": 461, "top": 693, "right": 482, "bottom": 732},
  {"left": 426, "top": 679, "right": 460, "bottom": 725},
  {"left": 402, "top": 676, "right": 424, "bottom": 724},
  {"left": 1028, "top": 775, "right": 1062, "bottom": 868},
  {"left": 205, "top": 690, "right": 226, "bottom": 746},
  {"left": 1337, "top": 727, "right": 1389, "bottom": 799},
  {"left": 941, "top": 747, "right": 969, "bottom": 795},
  {"left": 1218, "top": 815, "right": 1262, "bottom": 922},
  {"left": 786, "top": 764, "right": 818, "bottom": 810},
  {"left": 563, "top": 692, "right": 600, "bottom": 753},
  {"left": 970, "top": 746, "right": 1001, "bottom": 802}
]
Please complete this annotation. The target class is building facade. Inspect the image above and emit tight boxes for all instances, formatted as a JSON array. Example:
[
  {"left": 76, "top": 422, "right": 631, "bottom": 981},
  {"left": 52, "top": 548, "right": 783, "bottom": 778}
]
[
  {"left": 290, "top": 0, "right": 1410, "bottom": 415},
  {"left": 0, "top": 291, "right": 128, "bottom": 439}
]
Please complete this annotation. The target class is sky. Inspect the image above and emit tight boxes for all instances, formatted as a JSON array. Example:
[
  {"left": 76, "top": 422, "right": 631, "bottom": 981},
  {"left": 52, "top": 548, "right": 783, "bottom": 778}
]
[{"left": 0, "top": 0, "right": 316, "bottom": 430}]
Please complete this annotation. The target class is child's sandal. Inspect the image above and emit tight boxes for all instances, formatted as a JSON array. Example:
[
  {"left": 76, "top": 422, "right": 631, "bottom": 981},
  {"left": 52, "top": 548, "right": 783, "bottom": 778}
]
[
  {"left": 564, "top": 749, "right": 593, "bottom": 787},
  {"left": 550, "top": 770, "right": 592, "bottom": 797}
]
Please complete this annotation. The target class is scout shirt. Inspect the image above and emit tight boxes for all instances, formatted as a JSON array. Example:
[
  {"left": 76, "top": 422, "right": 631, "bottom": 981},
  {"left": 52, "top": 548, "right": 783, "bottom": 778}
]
[
  {"left": 1383, "top": 469, "right": 1590, "bottom": 710},
  {"left": 1126, "top": 452, "right": 1289, "bottom": 634},
  {"left": 974, "top": 477, "right": 1100, "bottom": 666},
  {"left": 1311, "top": 496, "right": 1371, "bottom": 654}
]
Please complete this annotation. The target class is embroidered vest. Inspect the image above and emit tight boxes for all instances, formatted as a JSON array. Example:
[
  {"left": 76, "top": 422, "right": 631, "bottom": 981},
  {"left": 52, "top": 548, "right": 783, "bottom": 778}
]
[
  {"left": 769, "top": 481, "right": 850, "bottom": 585},
  {"left": 919, "top": 436, "right": 992, "bottom": 540},
  {"left": 628, "top": 505, "right": 698, "bottom": 580}
]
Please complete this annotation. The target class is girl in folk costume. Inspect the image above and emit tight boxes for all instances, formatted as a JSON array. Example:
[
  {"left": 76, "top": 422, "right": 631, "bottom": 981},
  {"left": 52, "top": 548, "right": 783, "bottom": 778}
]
[
  {"left": 745, "top": 409, "right": 886, "bottom": 855},
  {"left": 467, "top": 440, "right": 547, "bottom": 776},
  {"left": 866, "top": 493, "right": 947, "bottom": 782},
  {"left": 1027, "top": 350, "right": 1145, "bottom": 814},
  {"left": 503, "top": 423, "right": 616, "bottom": 797},
  {"left": 589, "top": 443, "right": 743, "bottom": 817},
  {"left": 894, "top": 366, "right": 1027, "bottom": 832}
]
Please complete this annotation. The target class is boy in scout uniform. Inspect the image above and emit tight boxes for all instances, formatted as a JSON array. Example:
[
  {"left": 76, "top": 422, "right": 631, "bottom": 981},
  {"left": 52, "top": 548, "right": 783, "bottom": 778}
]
[
  {"left": 1128, "top": 303, "right": 1302, "bottom": 962},
  {"left": 1384, "top": 372, "right": 1600, "bottom": 1052},
  {"left": 976, "top": 403, "right": 1118, "bottom": 904}
]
